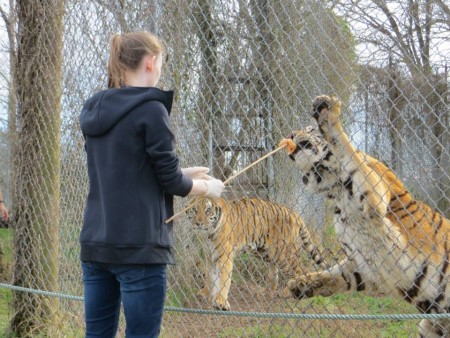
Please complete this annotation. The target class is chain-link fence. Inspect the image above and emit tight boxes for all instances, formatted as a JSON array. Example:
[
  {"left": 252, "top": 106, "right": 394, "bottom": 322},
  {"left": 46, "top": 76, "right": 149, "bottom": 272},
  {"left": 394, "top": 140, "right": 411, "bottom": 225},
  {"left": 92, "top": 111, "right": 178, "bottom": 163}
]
[{"left": 0, "top": 0, "right": 449, "bottom": 337}]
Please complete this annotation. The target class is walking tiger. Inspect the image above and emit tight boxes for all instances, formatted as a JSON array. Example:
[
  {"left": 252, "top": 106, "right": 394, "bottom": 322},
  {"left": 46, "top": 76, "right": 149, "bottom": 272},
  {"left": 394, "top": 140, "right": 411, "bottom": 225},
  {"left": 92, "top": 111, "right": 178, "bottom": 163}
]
[{"left": 187, "top": 197, "right": 326, "bottom": 311}]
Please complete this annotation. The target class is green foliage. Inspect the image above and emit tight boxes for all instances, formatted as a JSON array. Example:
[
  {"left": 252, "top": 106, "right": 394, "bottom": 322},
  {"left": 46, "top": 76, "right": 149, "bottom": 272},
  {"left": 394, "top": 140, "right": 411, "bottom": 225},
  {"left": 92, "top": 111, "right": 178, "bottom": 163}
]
[
  {"left": 0, "top": 230, "right": 13, "bottom": 269},
  {"left": 0, "top": 229, "right": 13, "bottom": 336},
  {"left": 165, "top": 287, "right": 198, "bottom": 308},
  {"left": 0, "top": 289, "right": 11, "bottom": 336},
  {"left": 233, "top": 253, "right": 272, "bottom": 286}
]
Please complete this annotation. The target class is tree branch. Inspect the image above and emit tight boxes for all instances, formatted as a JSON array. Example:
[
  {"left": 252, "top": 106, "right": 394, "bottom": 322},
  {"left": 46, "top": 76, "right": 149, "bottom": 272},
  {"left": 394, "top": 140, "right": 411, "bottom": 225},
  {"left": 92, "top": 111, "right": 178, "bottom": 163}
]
[
  {"left": 0, "top": 4, "right": 10, "bottom": 27},
  {"left": 433, "top": 0, "right": 450, "bottom": 28}
]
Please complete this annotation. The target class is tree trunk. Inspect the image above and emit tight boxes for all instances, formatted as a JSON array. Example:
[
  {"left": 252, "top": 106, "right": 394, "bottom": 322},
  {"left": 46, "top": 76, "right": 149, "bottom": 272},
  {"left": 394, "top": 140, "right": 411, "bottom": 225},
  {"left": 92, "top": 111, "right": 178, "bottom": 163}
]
[
  {"left": 251, "top": 0, "right": 274, "bottom": 199},
  {"left": 387, "top": 59, "right": 404, "bottom": 175},
  {"left": 192, "top": 0, "right": 221, "bottom": 178},
  {"left": 10, "top": 0, "right": 64, "bottom": 336}
]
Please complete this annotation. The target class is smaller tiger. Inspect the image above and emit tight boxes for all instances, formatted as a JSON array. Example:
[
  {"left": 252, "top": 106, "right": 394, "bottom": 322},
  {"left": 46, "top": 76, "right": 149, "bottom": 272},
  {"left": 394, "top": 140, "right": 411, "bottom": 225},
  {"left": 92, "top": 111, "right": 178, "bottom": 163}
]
[{"left": 187, "top": 197, "right": 326, "bottom": 311}]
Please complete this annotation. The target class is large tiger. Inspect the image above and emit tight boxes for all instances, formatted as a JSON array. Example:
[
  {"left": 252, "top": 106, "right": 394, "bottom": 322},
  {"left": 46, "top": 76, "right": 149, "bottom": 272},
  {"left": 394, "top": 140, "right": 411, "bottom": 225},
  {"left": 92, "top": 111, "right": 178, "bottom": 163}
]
[
  {"left": 280, "top": 95, "right": 450, "bottom": 337},
  {"left": 187, "top": 197, "right": 326, "bottom": 311}
]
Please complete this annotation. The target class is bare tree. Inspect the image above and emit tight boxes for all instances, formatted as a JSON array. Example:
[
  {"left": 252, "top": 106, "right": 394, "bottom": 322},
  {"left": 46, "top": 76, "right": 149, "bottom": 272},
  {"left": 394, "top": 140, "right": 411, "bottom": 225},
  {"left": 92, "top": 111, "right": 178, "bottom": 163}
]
[
  {"left": 0, "top": 0, "right": 16, "bottom": 149},
  {"left": 434, "top": 0, "right": 450, "bottom": 29},
  {"left": 387, "top": 58, "right": 406, "bottom": 173},
  {"left": 336, "top": 0, "right": 450, "bottom": 215},
  {"left": 92, "top": 0, "right": 163, "bottom": 33}
]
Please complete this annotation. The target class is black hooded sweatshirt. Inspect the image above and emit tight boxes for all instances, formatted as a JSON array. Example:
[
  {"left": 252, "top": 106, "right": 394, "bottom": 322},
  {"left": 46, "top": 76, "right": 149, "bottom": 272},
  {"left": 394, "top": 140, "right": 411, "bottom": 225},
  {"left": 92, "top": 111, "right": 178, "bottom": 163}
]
[{"left": 79, "top": 87, "right": 193, "bottom": 265}]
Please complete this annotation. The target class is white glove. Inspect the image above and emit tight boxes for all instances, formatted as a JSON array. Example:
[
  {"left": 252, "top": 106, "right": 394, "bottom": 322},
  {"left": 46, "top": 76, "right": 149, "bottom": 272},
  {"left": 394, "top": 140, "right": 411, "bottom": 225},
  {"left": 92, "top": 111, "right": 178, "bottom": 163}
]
[
  {"left": 182, "top": 167, "right": 212, "bottom": 180},
  {"left": 203, "top": 179, "right": 225, "bottom": 200}
]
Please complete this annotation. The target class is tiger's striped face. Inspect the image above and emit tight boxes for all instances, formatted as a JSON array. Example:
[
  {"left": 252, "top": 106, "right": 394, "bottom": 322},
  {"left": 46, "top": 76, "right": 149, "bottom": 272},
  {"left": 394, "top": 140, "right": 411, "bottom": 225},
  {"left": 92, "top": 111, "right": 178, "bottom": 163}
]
[
  {"left": 286, "top": 126, "right": 327, "bottom": 167},
  {"left": 286, "top": 126, "right": 340, "bottom": 192},
  {"left": 187, "top": 198, "right": 222, "bottom": 234}
]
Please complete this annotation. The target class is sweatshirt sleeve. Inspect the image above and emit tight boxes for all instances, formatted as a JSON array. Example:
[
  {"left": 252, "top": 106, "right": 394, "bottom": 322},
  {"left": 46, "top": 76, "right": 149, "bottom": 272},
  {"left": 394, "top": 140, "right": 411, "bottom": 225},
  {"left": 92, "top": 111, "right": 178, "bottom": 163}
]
[{"left": 138, "top": 101, "right": 193, "bottom": 197}]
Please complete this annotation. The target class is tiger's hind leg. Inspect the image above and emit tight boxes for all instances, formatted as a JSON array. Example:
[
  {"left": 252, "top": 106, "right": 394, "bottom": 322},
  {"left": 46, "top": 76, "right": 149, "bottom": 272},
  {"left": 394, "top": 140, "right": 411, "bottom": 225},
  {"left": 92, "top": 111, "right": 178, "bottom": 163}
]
[
  {"left": 287, "top": 259, "right": 377, "bottom": 299},
  {"left": 419, "top": 319, "right": 450, "bottom": 338}
]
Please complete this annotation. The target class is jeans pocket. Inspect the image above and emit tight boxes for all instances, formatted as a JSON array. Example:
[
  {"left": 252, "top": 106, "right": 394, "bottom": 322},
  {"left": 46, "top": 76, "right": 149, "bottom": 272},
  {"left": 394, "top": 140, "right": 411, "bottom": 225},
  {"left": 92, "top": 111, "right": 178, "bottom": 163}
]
[{"left": 114, "top": 265, "right": 146, "bottom": 282}]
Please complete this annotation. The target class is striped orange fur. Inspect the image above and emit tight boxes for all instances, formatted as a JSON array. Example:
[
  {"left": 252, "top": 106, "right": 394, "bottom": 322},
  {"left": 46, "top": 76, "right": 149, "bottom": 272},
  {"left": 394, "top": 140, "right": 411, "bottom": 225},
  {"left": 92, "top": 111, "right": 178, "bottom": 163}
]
[
  {"left": 284, "top": 95, "right": 450, "bottom": 337},
  {"left": 187, "top": 197, "right": 326, "bottom": 311}
]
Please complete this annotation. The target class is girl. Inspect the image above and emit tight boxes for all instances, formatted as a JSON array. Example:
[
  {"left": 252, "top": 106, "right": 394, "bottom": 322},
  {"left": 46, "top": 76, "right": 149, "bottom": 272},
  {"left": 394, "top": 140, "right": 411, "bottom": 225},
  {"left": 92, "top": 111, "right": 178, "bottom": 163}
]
[{"left": 79, "top": 31, "right": 224, "bottom": 338}]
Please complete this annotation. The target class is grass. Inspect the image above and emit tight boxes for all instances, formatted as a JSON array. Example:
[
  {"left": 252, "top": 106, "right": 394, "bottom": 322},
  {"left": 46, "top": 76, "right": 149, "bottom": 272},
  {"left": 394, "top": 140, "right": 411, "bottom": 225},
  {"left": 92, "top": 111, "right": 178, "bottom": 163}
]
[
  {"left": 217, "top": 293, "right": 418, "bottom": 337},
  {"left": 165, "top": 287, "right": 197, "bottom": 308},
  {"left": 0, "top": 229, "right": 13, "bottom": 272},
  {"left": 303, "top": 293, "right": 416, "bottom": 315},
  {"left": 0, "top": 228, "right": 13, "bottom": 337},
  {"left": 0, "top": 289, "right": 11, "bottom": 336}
]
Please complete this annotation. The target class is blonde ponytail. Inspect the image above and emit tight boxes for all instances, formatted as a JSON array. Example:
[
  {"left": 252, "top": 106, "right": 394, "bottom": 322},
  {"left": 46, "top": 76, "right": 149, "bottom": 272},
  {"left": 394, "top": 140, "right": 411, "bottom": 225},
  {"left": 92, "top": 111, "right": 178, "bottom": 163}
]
[{"left": 108, "top": 34, "right": 125, "bottom": 88}]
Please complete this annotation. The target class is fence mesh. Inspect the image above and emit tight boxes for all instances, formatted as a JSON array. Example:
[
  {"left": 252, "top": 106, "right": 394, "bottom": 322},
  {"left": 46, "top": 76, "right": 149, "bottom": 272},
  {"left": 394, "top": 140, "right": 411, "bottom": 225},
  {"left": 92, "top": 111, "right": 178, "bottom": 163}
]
[{"left": 0, "top": 0, "right": 449, "bottom": 337}]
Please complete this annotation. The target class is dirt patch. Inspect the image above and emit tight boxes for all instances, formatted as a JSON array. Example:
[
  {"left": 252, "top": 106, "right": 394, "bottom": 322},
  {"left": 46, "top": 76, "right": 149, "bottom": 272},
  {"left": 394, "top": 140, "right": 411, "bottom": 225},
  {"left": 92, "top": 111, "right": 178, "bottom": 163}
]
[{"left": 161, "top": 282, "right": 293, "bottom": 338}]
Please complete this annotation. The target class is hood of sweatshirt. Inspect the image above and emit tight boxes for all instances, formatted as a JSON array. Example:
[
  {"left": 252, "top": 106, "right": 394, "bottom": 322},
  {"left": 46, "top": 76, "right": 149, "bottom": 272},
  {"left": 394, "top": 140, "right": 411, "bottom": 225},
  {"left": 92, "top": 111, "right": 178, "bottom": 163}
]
[{"left": 80, "top": 87, "right": 174, "bottom": 136}]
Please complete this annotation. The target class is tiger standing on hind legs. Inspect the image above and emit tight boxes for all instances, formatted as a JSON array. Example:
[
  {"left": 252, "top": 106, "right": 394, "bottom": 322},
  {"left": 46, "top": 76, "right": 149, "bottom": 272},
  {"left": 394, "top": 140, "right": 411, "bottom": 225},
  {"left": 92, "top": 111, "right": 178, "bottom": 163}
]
[{"left": 280, "top": 95, "right": 450, "bottom": 337}]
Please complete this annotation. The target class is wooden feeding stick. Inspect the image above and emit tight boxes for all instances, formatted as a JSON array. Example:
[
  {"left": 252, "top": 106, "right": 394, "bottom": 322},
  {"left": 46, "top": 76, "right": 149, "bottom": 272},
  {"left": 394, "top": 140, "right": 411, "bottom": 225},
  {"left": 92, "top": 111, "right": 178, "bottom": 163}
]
[{"left": 165, "top": 144, "right": 287, "bottom": 223}]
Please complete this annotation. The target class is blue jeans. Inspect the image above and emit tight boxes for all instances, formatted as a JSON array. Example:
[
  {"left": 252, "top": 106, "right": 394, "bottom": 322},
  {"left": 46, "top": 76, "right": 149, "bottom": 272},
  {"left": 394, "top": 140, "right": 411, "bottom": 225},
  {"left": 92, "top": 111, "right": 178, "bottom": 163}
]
[{"left": 81, "top": 261, "right": 167, "bottom": 338}]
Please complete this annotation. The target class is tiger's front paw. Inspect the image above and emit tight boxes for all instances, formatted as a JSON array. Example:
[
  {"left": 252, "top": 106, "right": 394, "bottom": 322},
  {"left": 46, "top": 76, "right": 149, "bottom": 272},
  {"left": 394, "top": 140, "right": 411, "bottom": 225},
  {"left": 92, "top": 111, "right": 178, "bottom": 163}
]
[
  {"left": 312, "top": 95, "right": 341, "bottom": 125},
  {"left": 287, "top": 277, "right": 318, "bottom": 300},
  {"left": 213, "top": 295, "right": 231, "bottom": 311}
]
